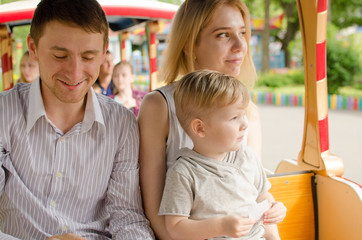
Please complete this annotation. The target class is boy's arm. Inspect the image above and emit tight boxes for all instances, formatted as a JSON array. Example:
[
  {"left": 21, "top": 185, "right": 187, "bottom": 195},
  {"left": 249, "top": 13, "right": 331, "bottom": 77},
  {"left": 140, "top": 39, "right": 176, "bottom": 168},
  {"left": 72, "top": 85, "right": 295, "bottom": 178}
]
[
  {"left": 257, "top": 192, "right": 287, "bottom": 240},
  {"left": 165, "top": 215, "right": 256, "bottom": 240}
]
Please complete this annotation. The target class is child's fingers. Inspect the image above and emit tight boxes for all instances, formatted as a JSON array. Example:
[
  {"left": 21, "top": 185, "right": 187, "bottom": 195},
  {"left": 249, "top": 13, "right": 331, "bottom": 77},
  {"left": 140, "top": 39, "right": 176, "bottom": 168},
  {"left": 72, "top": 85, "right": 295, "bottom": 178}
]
[{"left": 263, "top": 202, "right": 287, "bottom": 224}]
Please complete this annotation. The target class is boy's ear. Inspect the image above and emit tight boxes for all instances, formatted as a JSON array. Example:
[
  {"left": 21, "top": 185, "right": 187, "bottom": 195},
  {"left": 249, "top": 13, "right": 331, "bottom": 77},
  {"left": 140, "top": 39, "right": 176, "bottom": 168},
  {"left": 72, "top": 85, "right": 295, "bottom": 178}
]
[{"left": 190, "top": 118, "right": 206, "bottom": 138}]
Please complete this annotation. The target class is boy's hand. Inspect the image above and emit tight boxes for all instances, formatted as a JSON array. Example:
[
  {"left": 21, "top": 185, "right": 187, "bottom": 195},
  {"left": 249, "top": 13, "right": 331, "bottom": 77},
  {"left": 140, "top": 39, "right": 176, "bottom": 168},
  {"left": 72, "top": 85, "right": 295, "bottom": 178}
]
[
  {"left": 221, "top": 214, "right": 256, "bottom": 238},
  {"left": 263, "top": 201, "right": 287, "bottom": 224}
]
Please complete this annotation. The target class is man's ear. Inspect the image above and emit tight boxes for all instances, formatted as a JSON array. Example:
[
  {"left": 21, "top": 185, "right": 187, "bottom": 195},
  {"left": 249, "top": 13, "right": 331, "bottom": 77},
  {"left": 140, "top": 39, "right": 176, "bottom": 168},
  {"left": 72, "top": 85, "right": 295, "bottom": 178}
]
[
  {"left": 190, "top": 118, "right": 206, "bottom": 138},
  {"left": 27, "top": 34, "right": 38, "bottom": 61}
]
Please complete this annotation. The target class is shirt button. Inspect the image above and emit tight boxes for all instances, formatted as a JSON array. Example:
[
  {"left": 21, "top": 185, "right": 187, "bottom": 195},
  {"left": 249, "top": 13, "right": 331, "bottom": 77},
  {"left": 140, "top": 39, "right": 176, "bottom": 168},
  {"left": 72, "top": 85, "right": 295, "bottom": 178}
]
[
  {"left": 56, "top": 172, "right": 63, "bottom": 178},
  {"left": 50, "top": 200, "right": 56, "bottom": 207},
  {"left": 62, "top": 225, "right": 68, "bottom": 231},
  {"left": 60, "top": 137, "right": 65, "bottom": 142}
]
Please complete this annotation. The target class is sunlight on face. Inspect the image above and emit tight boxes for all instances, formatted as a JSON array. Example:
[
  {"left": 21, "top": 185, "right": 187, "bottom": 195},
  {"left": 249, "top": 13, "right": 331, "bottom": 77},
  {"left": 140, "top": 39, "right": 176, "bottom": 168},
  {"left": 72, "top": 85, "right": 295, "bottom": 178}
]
[
  {"left": 29, "top": 20, "right": 106, "bottom": 104},
  {"left": 194, "top": 5, "right": 248, "bottom": 77}
]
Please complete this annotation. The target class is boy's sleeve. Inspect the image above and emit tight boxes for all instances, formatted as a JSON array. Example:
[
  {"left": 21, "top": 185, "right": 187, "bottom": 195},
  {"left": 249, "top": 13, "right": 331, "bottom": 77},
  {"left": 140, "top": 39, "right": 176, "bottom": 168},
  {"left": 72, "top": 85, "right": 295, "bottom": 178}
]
[{"left": 159, "top": 165, "right": 193, "bottom": 217}]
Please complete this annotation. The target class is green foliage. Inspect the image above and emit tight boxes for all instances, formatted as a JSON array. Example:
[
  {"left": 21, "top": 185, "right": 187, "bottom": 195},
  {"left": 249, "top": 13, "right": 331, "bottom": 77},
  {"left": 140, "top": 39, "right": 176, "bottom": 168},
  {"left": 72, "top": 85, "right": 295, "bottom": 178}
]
[
  {"left": 326, "top": 25, "right": 361, "bottom": 94},
  {"left": 256, "top": 70, "right": 304, "bottom": 88},
  {"left": 158, "top": 0, "right": 183, "bottom": 5},
  {"left": 331, "top": 0, "right": 362, "bottom": 28}
]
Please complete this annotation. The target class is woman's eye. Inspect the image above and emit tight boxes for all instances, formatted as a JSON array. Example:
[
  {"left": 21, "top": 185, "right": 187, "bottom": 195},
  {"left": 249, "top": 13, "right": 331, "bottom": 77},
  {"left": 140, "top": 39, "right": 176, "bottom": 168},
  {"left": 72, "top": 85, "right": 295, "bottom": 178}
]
[
  {"left": 217, "top": 32, "right": 229, "bottom": 38},
  {"left": 239, "top": 31, "right": 246, "bottom": 37}
]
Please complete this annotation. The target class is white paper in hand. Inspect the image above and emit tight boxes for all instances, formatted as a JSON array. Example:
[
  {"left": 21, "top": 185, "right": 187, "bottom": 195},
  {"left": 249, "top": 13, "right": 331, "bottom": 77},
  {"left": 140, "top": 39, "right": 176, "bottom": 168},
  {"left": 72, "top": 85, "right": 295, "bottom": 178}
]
[{"left": 248, "top": 200, "right": 270, "bottom": 221}]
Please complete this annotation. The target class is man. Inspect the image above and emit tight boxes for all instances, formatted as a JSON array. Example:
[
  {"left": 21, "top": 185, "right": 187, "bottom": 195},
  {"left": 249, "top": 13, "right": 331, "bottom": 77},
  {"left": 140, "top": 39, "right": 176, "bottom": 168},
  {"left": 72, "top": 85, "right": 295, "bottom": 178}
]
[
  {"left": 0, "top": 0, "right": 154, "bottom": 239},
  {"left": 93, "top": 50, "right": 116, "bottom": 96}
]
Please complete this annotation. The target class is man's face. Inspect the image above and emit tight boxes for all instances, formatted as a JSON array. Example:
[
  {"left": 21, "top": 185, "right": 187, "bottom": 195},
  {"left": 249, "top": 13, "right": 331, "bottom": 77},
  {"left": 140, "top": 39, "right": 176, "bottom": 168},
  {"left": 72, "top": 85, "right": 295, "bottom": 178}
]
[{"left": 28, "top": 20, "right": 106, "bottom": 104}]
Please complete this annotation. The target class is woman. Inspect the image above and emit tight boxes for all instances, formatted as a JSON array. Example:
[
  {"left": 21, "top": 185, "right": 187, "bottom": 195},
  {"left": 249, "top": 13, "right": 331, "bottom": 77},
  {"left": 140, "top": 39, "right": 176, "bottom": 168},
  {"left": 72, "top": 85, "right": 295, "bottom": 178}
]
[
  {"left": 17, "top": 51, "right": 39, "bottom": 83},
  {"left": 138, "top": 0, "right": 263, "bottom": 239}
]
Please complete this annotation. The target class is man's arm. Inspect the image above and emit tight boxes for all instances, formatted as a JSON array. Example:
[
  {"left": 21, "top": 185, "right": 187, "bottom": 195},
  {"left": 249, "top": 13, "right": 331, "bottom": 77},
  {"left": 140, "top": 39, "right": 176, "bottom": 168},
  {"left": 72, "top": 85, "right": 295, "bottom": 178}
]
[
  {"left": 106, "top": 112, "right": 154, "bottom": 239},
  {"left": 0, "top": 144, "right": 19, "bottom": 240}
]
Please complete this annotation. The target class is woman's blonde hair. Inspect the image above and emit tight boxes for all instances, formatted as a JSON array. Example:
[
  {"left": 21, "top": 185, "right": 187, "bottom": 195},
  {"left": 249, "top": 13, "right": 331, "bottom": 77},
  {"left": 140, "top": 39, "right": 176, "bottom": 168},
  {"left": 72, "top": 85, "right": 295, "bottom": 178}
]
[
  {"left": 174, "top": 70, "right": 249, "bottom": 134},
  {"left": 160, "top": 0, "right": 257, "bottom": 90}
]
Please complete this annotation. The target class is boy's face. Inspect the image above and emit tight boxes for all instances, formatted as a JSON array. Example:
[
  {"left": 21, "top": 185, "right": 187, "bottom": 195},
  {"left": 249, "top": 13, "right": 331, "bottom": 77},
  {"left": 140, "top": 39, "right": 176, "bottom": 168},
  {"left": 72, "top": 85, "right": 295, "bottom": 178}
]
[
  {"left": 202, "top": 97, "right": 248, "bottom": 157},
  {"left": 27, "top": 20, "right": 106, "bottom": 104}
]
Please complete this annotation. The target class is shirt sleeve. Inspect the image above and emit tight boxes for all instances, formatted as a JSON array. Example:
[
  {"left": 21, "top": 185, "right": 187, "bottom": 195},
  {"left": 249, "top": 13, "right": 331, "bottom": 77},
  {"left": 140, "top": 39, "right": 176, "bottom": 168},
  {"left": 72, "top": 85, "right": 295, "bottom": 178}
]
[
  {"left": 0, "top": 142, "right": 20, "bottom": 240},
  {"left": 159, "top": 165, "right": 193, "bottom": 217},
  {"left": 106, "top": 111, "right": 154, "bottom": 240},
  {"left": 0, "top": 139, "right": 7, "bottom": 198}
]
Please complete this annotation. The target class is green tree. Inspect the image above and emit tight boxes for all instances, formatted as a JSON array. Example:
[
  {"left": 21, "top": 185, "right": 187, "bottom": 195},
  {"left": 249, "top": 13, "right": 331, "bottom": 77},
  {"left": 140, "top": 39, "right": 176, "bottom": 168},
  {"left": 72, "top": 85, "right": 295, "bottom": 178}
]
[
  {"left": 158, "top": 0, "right": 183, "bottom": 5},
  {"left": 330, "top": 0, "right": 362, "bottom": 28},
  {"left": 326, "top": 25, "right": 361, "bottom": 94}
]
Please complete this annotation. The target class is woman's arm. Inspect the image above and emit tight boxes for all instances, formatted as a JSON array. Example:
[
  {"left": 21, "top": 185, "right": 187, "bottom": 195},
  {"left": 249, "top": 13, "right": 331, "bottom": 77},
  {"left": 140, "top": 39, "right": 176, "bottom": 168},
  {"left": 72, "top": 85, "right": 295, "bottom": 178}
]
[
  {"left": 257, "top": 192, "right": 286, "bottom": 240},
  {"left": 165, "top": 215, "right": 256, "bottom": 240},
  {"left": 247, "top": 103, "right": 262, "bottom": 161},
  {"left": 138, "top": 91, "right": 172, "bottom": 240}
]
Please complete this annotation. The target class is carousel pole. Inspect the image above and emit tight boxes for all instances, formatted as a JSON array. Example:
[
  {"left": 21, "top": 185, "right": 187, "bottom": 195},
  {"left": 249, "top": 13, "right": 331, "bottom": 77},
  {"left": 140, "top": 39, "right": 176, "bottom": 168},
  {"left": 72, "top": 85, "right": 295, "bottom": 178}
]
[
  {"left": 119, "top": 31, "right": 129, "bottom": 61},
  {"left": 0, "top": 25, "right": 13, "bottom": 91},
  {"left": 145, "top": 21, "right": 159, "bottom": 91},
  {"left": 297, "top": 0, "right": 343, "bottom": 176}
]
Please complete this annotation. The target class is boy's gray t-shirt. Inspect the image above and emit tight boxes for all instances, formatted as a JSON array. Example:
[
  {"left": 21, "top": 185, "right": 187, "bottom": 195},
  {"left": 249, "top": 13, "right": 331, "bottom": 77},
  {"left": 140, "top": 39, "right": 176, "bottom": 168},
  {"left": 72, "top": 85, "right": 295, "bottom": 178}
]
[{"left": 159, "top": 147, "right": 271, "bottom": 239}]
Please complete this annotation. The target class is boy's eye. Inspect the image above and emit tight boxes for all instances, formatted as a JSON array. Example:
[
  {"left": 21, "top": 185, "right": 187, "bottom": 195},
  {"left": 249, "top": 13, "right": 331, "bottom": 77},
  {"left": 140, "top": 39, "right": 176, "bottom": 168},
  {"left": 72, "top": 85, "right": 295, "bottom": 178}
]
[{"left": 231, "top": 116, "right": 238, "bottom": 121}]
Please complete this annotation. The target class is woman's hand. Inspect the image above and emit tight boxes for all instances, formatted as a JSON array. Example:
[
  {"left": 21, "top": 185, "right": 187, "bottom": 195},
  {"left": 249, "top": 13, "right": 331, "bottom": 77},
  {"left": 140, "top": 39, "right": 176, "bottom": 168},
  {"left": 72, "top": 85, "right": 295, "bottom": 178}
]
[{"left": 221, "top": 215, "right": 256, "bottom": 238}]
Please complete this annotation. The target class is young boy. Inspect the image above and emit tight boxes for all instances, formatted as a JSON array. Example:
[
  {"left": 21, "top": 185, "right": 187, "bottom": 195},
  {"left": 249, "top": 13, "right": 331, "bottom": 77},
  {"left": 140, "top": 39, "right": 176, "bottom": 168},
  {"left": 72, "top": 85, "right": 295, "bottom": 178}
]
[{"left": 158, "top": 70, "right": 286, "bottom": 240}]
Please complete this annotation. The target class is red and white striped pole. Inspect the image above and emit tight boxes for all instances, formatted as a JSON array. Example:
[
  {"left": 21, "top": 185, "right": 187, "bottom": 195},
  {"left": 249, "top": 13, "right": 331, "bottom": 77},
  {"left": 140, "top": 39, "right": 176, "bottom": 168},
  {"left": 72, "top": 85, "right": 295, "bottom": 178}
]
[
  {"left": 297, "top": 0, "right": 343, "bottom": 176},
  {"left": 316, "top": 0, "right": 329, "bottom": 155},
  {"left": 120, "top": 31, "right": 129, "bottom": 61},
  {"left": 0, "top": 25, "right": 14, "bottom": 91},
  {"left": 146, "top": 21, "right": 159, "bottom": 91}
]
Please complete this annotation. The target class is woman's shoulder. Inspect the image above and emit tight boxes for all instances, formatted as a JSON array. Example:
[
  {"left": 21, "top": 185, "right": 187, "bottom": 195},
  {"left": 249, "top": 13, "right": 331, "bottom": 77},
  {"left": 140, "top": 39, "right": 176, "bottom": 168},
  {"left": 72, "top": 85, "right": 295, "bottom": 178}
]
[{"left": 137, "top": 90, "right": 169, "bottom": 125}]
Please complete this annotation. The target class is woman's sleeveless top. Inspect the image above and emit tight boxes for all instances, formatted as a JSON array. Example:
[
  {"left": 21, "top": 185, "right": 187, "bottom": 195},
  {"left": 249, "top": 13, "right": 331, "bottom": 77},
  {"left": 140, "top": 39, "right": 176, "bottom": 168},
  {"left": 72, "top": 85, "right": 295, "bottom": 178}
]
[
  {"left": 157, "top": 83, "right": 194, "bottom": 170},
  {"left": 157, "top": 83, "right": 248, "bottom": 170}
]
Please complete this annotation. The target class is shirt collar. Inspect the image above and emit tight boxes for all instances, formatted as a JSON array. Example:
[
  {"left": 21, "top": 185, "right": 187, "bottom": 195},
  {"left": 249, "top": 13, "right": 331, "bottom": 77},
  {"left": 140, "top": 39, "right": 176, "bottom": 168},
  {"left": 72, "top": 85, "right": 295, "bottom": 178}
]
[
  {"left": 82, "top": 87, "right": 105, "bottom": 135},
  {"left": 26, "top": 77, "right": 47, "bottom": 133},
  {"left": 26, "top": 78, "right": 105, "bottom": 135}
]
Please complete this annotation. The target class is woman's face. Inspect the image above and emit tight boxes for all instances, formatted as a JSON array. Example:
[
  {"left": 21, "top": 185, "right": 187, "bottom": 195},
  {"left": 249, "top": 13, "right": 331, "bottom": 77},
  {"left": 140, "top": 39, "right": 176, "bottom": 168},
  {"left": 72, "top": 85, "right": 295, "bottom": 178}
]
[
  {"left": 194, "top": 5, "right": 247, "bottom": 77},
  {"left": 20, "top": 54, "right": 39, "bottom": 83}
]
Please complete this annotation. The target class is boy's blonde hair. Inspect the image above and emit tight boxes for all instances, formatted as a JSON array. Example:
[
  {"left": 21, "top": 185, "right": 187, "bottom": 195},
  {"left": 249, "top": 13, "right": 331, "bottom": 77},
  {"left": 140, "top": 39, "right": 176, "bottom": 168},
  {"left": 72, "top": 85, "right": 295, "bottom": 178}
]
[
  {"left": 160, "top": 0, "right": 256, "bottom": 90},
  {"left": 174, "top": 70, "right": 250, "bottom": 134}
]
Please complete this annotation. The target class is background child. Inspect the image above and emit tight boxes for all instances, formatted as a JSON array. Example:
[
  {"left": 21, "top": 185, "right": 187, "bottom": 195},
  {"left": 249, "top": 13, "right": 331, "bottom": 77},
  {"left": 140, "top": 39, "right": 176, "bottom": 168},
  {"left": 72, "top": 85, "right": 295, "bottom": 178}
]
[
  {"left": 159, "top": 70, "right": 286, "bottom": 240},
  {"left": 112, "top": 61, "right": 145, "bottom": 116},
  {"left": 17, "top": 51, "right": 39, "bottom": 83}
]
